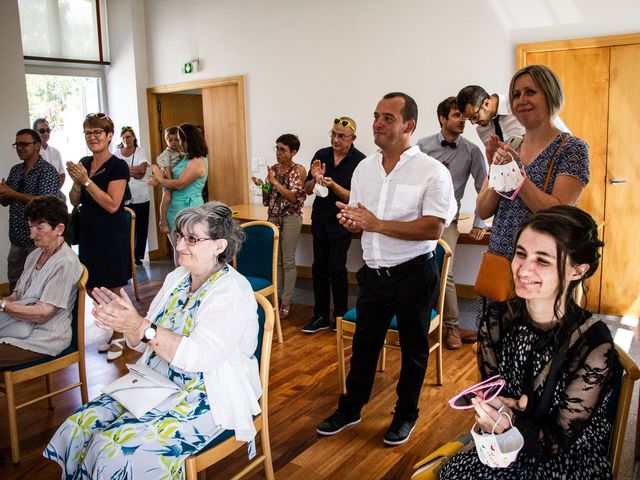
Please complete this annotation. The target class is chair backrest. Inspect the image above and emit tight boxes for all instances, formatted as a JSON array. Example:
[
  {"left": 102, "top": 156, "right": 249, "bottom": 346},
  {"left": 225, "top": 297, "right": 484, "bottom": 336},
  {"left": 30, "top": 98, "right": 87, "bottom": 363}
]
[
  {"left": 254, "top": 293, "right": 275, "bottom": 409},
  {"left": 71, "top": 265, "right": 89, "bottom": 351},
  {"left": 609, "top": 344, "right": 640, "bottom": 478},
  {"left": 236, "top": 221, "right": 279, "bottom": 281}
]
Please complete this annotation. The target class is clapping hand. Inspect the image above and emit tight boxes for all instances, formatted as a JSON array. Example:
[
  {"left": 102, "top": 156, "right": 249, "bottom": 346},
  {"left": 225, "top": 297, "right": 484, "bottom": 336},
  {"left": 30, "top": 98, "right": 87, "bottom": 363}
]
[
  {"left": 66, "top": 161, "right": 90, "bottom": 185},
  {"left": 92, "top": 287, "right": 143, "bottom": 336},
  {"left": 336, "top": 201, "right": 379, "bottom": 233},
  {"left": 310, "top": 159, "right": 326, "bottom": 184}
]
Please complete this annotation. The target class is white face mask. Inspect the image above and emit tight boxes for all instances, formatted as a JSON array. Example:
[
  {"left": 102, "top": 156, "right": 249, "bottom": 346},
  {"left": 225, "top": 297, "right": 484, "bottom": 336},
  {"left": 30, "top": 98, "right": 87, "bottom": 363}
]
[
  {"left": 471, "top": 413, "right": 524, "bottom": 468},
  {"left": 313, "top": 183, "right": 329, "bottom": 198},
  {"left": 488, "top": 152, "right": 526, "bottom": 198}
]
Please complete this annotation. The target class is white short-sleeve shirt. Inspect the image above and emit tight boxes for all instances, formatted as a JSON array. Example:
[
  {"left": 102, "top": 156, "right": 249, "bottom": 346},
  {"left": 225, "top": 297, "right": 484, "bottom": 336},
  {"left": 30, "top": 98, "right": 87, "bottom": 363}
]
[
  {"left": 40, "top": 145, "right": 64, "bottom": 174},
  {"left": 349, "top": 146, "right": 456, "bottom": 268},
  {"left": 114, "top": 146, "right": 151, "bottom": 203}
]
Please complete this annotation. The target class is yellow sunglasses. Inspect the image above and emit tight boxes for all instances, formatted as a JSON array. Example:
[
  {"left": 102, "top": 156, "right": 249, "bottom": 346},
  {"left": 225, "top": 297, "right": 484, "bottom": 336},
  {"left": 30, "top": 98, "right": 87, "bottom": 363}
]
[{"left": 333, "top": 117, "right": 356, "bottom": 132}]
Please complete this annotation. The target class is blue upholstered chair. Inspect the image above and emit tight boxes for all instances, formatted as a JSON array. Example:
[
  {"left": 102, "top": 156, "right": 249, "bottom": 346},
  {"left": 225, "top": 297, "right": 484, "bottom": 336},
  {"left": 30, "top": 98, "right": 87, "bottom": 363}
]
[
  {"left": 0, "top": 265, "right": 89, "bottom": 463},
  {"left": 235, "top": 220, "right": 282, "bottom": 343},
  {"left": 336, "top": 239, "right": 452, "bottom": 394},
  {"left": 184, "top": 292, "right": 275, "bottom": 480}
]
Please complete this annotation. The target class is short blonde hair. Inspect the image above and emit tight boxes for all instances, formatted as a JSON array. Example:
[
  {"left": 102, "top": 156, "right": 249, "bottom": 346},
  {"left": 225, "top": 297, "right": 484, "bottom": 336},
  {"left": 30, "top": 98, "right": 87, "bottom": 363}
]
[{"left": 509, "top": 65, "right": 564, "bottom": 117}]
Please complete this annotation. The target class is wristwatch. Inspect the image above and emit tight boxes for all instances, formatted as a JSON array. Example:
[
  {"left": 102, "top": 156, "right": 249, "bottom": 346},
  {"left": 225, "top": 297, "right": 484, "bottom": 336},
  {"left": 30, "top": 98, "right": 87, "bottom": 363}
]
[
  {"left": 0, "top": 297, "right": 6, "bottom": 312},
  {"left": 84, "top": 179, "right": 92, "bottom": 188},
  {"left": 141, "top": 323, "right": 157, "bottom": 343}
]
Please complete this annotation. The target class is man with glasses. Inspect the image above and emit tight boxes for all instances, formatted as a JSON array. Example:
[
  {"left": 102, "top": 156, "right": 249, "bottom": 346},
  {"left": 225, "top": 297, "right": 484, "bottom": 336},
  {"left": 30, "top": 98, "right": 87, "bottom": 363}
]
[
  {"left": 456, "top": 85, "right": 568, "bottom": 148},
  {"left": 33, "top": 118, "right": 65, "bottom": 190},
  {"left": 416, "top": 97, "right": 487, "bottom": 349},
  {"left": 0, "top": 129, "right": 59, "bottom": 291},
  {"left": 302, "top": 117, "right": 365, "bottom": 333}
]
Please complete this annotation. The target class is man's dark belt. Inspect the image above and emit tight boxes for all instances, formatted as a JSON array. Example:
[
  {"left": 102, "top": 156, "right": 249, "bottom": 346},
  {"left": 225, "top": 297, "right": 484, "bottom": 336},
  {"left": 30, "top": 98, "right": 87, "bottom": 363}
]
[{"left": 369, "top": 251, "right": 434, "bottom": 278}]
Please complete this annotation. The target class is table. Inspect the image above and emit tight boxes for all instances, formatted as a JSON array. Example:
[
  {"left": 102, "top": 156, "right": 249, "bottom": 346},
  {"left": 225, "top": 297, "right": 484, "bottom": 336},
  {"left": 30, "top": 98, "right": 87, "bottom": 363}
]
[{"left": 230, "top": 204, "right": 490, "bottom": 246}]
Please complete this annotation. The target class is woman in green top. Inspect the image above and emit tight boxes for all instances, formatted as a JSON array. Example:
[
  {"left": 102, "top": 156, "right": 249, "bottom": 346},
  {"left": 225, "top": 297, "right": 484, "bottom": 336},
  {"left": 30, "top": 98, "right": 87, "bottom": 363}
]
[{"left": 152, "top": 123, "right": 208, "bottom": 265}]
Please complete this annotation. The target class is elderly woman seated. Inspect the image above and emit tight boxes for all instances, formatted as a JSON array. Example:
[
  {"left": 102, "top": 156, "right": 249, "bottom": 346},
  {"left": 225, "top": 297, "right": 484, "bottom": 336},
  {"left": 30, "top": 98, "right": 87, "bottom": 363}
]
[
  {"left": 0, "top": 196, "right": 83, "bottom": 367},
  {"left": 45, "top": 201, "right": 261, "bottom": 479}
]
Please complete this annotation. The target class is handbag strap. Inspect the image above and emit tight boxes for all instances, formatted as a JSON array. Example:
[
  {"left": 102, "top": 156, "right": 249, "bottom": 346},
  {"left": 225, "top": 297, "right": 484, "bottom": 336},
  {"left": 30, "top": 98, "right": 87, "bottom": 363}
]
[
  {"left": 532, "top": 315, "right": 599, "bottom": 391},
  {"left": 542, "top": 134, "right": 571, "bottom": 194}
]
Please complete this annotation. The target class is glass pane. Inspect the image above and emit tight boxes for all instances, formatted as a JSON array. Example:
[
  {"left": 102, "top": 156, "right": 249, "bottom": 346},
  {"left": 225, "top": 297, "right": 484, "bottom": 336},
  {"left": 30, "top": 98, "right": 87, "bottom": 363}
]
[
  {"left": 26, "top": 73, "right": 103, "bottom": 204},
  {"left": 19, "top": 0, "right": 100, "bottom": 61}
]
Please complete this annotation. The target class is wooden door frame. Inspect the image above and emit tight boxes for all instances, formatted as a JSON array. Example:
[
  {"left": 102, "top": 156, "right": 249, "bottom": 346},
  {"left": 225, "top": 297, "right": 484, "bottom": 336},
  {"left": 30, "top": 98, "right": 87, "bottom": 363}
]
[{"left": 146, "top": 75, "right": 249, "bottom": 259}]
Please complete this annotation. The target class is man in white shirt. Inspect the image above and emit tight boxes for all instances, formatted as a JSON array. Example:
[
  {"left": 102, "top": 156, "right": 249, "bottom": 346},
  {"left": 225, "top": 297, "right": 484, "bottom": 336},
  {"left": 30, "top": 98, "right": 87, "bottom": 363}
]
[
  {"left": 33, "top": 118, "right": 65, "bottom": 189},
  {"left": 316, "top": 92, "right": 456, "bottom": 446},
  {"left": 456, "top": 85, "right": 568, "bottom": 148}
]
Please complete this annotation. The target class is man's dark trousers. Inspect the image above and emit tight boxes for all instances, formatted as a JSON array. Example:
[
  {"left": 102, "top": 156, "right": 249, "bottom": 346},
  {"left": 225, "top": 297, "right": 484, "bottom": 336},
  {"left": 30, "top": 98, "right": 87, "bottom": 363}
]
[{"left": 338, "top": 253, "right": 439, "bottom": 421}]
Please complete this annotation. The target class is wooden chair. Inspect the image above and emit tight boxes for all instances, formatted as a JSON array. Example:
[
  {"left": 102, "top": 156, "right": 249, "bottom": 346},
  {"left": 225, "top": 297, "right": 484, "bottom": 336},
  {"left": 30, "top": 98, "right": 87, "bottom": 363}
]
[
  {"left": 124, "top": 207, "right": 140, "bottom": 301},
  {"left": 410, "top": 343, "right": 640, "bottom": 480},
  {"left": 336, "top": 239, "right": 452, "bottom": 394},
  {"left": 0, "top": 265, "right": 89, "bottom": 463},
  {"left": 184, "top": 292, "right": 275, "bottom": 479},
  {"left": 234, "top": 220, "right": 282, "bottom": 343}
]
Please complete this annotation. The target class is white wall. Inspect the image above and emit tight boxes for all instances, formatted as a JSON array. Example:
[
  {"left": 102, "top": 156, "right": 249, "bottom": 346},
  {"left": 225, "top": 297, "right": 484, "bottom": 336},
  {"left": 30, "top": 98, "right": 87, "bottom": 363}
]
[
  {"left": 106, "top": 0, "right": 157, "bottom": 251},
  {"left": 0, "top": 1, "right": 31, "bottom": 286},
  {"left": 141, "top": 0, "right": 640, "bottom": 283}
]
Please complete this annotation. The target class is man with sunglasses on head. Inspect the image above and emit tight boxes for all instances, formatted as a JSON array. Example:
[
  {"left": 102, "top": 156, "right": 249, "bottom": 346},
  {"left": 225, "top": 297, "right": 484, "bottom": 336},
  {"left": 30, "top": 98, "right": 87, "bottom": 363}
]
[
  {"left": 456, "top": 85, "right": 568, "bottom": 150},
  {"left": 301, "top": 117, "right": 365, "bottom": 333},
  {"left": 416, "top": 97, "right": 487, "bottom": 349},
  {"left": 0, "top": 129, "right": 59, "bottom": 291},
  {"left": 33, "top": 118, "right": 65, "bottom": 191},
  {"left": 317, "top": 93, "right": 456, "bottom": 446}
]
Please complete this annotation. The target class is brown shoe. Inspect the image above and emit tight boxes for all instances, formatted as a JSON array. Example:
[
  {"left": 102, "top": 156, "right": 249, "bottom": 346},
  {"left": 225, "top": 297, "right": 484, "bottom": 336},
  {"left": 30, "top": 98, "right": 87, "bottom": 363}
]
[
  {"left": 460, "top": 330, "right": 478, "bottom": 343},
  {"left": 445, "top": 327, "right": 462, "bottom": 350},
  {"left": 280, "top": 301, "right": 291, "bottom": 319}
]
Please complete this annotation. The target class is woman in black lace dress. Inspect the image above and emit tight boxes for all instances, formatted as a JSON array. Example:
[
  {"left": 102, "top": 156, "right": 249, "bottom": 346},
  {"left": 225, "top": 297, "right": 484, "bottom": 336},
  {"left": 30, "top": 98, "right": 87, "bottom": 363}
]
[{"left": 441, "top": 206, "right": 616, "bottom": 479}]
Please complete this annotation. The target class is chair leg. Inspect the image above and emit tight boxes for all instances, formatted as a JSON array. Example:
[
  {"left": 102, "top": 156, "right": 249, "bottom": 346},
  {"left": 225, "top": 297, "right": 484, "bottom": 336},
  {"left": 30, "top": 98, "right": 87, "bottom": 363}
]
[
  {"left": 79, "top": 360, "right": 89, "bottom": 403},
  {"left": 132, "top": 262, "right": 140, "bottom": 301},
  {"left": 45, "top": 373, "right": 55, "bottom": 408},
  {"left": 377, "top": 347, "right": 387, "bottom": 372},
  {"left": 261, "top": 422, "right": 275, "bottom": 480},
  {"left": 436, "top": 343, "right": 443, "bottom": 386},
  {"left": 336, "top": 320, "right": 347, "bottom": 395},
  {"left": 4, "top": 372, "right": 21, "bottom": 463},
  {"left": 271, "top": 295, "right": 283, "bottom": 344}
]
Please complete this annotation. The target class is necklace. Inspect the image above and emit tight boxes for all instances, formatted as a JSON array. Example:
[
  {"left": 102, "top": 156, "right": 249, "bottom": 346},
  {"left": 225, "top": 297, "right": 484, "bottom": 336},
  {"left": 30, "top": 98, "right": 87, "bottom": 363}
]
[{"left": 36, "top": 239, "right": 65, "bottom": 270}]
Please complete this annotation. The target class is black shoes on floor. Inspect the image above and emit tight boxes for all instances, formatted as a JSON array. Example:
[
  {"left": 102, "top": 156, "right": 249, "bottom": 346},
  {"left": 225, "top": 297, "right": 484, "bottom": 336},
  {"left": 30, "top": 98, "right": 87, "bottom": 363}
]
[{"left": 302, "top": 315, "right": 331, "bottom": 333}]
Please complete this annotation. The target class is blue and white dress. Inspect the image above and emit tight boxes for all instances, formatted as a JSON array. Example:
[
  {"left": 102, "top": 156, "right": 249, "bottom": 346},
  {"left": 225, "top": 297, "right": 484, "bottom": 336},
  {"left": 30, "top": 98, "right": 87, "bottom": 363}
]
[{"left": 44, "top": 269, "right": 229, "bottom": 479}]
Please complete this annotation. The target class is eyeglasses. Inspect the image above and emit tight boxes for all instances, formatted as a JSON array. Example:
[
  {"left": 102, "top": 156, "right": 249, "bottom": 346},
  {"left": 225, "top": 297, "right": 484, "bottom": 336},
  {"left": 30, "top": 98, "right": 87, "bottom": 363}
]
[
  {"left": 273, "top": 146, "right": 289, "bottom": 154},
  {"left": 448, "top": 375, "right": 506, "bottom": 409},
  {"left": 84, "top": 129, "right": 106, "bottom": 139},
  {"left": 330, "top": 130, "right": 354, "bottom": 141},
  {"left": 37, "top": 128, "right": 51, "bottom": 134},
  {"left": 120, "top": 126, "right": 133, "bottom": 133},
  {"left": 333, "top": 117, "right": 356, "bottom": 132},
  {"left": 12, "top": 142, "right": 37, "bottom": 149},
  {"left": 173, "top": 230, "right": 212, "bottom": 246},
  {"left": 463, "top": 104, "right": 483, "bottom": 123}
]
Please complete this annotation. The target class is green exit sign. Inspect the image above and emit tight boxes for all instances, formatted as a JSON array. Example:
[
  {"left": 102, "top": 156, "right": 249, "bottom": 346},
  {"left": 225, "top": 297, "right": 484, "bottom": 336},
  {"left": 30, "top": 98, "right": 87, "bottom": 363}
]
[{"left": 183, "top": 62, "right": 194, "bottom": 74}]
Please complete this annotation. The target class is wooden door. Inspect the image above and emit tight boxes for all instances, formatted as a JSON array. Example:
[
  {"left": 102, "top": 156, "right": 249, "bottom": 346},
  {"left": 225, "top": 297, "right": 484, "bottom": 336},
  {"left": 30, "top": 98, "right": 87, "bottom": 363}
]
[
  {"left": 601, "top": 44, "right": 640, "bottom": 316},
  {"left": 202, "top": 84, "right": 249, "bottom": 205},
  {"left": 523, "top": 47, "right": 610, "bottom": 312}
]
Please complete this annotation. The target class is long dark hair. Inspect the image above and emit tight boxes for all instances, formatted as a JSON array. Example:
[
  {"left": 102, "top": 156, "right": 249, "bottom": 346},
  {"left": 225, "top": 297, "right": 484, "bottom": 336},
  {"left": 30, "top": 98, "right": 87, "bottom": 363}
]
[
  {"left": 514, "top": 205, "right": 603, "bottom": 321},
  {"left": 178, "top": 123, "right": 208, "bottom": 159}
]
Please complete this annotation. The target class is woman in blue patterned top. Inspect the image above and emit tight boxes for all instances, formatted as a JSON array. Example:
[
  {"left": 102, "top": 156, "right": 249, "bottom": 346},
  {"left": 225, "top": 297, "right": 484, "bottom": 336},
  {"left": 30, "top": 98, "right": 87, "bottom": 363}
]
[
  {"left": 44, "top": 202, "right": 261, "bottom": 479},
  {"left": 475, "top": 65, "right": 590, "bottom": 317}
]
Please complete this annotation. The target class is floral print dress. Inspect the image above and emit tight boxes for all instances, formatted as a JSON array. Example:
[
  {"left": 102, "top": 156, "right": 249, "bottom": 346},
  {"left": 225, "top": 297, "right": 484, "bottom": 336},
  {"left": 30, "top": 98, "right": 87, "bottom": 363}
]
[{"left": 44, "top": 268, "right": 228, "bottom": 479}]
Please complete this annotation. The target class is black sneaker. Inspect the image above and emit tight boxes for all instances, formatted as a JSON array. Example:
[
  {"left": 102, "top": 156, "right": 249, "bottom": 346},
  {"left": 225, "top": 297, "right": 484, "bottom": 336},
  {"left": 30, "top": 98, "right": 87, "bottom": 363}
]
[
  {"left": 383, "top": 416, "right": 416, "bottom": 445},
  {"left": 302, "top": 315, "right": 330, "bottom": 333},
  {"left": 316, "top": 410, "right": 361, "bottom": 435}
]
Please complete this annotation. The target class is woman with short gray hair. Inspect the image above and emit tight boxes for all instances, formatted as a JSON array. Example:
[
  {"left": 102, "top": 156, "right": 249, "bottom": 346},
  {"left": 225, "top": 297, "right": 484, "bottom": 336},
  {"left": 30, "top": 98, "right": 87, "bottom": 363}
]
[{"left": 45, "top": 201, "right": 261, "bottom": 479}]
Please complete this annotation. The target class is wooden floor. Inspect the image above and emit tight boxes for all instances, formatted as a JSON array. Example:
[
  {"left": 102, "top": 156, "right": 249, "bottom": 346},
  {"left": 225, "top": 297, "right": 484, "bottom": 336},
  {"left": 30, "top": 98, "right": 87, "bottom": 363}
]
[{"left": 0, "top": 276, "right": 634, "bottom": 479}]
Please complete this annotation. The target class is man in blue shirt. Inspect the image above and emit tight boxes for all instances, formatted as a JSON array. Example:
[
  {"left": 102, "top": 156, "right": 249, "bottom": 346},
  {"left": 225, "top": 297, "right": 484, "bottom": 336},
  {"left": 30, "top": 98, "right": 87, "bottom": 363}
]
[
  {"left": 302, "top": 117, "right": 365, "bottom": 333},
  {"left": 416, "top": 97, "right": 487, "bottom": 349},
  {"left": 0, "top": 129, "right": 60, "bottom": 291}
]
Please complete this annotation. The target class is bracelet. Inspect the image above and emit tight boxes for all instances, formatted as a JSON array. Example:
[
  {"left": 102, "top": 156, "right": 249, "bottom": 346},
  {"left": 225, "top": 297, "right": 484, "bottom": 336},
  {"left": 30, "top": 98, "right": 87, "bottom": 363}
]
[{"left": 84, "top": 179, "right": 93, "bottom": 188}]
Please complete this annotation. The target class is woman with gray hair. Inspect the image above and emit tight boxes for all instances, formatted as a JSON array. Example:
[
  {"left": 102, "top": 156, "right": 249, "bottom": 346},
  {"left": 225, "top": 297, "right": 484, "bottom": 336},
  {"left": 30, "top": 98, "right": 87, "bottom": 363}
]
[{"left": 45, "top": 201, "right": 262, "bottom": 479}]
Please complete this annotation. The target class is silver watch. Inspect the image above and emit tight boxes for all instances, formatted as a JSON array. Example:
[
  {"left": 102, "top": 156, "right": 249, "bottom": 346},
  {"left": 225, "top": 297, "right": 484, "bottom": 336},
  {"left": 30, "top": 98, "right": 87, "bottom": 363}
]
[
  {"left": 0, "top": 298, "right": 6, "bottom": 312},
  {"left": 141, "top": 323, "right": 157, "bottom": 343}
]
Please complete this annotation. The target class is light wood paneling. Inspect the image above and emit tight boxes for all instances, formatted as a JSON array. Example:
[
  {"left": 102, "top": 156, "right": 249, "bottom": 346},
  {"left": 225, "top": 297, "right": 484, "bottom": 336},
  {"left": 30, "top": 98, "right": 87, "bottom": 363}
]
[
  {"left": 601, "top": 44, "right": 640, "bottom": 316},
  {"left": 523, "top": 47, "right": 610, "bottom": 311},
  {"left": 202, "top": 83, "right": 249, "bottom": 205}
]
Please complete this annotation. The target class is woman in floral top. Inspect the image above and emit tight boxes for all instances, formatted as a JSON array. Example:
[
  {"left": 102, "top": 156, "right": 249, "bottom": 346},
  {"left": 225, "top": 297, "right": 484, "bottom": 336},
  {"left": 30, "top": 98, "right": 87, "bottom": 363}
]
[{"left": 252, "top": 133, "right": 306, "bottom": 318}]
